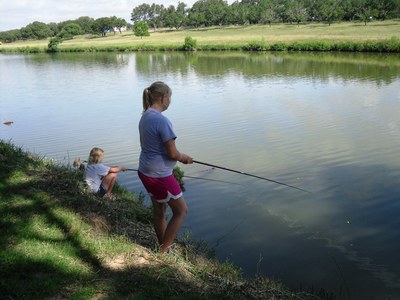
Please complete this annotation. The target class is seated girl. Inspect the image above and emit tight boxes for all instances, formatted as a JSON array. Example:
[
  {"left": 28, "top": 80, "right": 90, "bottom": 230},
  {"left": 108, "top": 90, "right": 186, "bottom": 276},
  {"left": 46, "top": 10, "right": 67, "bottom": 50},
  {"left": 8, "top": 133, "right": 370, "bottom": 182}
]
[{"left": 83, "top": 147, "right": 127, "bottom": 199}]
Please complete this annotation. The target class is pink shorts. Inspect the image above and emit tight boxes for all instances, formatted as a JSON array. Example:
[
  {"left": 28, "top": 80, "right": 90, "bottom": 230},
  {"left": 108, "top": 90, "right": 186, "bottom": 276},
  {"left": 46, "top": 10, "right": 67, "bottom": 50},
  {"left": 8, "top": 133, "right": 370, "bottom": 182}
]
[{"left": 138, "top": 172, "right": 183, "bottom": 203}]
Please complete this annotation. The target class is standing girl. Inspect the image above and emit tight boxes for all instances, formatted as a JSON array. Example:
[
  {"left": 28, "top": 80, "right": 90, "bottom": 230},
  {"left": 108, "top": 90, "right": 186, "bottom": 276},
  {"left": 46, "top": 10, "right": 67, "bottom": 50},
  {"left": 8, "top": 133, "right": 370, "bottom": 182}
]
[{"left": 138, "top": 81, "right": 193, "bottom": 253}]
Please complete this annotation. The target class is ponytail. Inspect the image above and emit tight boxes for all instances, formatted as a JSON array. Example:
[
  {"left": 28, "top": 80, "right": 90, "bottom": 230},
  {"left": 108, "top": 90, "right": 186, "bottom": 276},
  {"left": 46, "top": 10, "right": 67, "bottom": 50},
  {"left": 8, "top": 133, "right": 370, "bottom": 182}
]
[
  {"left": 142, "top": 81, "right": 172, "bottom": 112},
  {"left": 142, "top": 88, "right": 152, "bottom": 112}
]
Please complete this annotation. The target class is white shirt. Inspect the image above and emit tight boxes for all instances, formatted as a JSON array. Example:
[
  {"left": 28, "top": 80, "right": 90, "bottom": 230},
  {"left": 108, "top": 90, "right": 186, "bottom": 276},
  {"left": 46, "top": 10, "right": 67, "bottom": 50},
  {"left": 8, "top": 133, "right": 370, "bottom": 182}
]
[{"left": 83, "top": 163, "right": 110, "bottom": 192}]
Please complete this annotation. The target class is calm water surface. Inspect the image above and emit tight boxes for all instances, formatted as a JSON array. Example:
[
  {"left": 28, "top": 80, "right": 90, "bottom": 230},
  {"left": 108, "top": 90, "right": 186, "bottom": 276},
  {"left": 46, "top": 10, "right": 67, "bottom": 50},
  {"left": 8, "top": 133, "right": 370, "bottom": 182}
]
[{"left": 1, "top": 52, "right": 400, "bottom": 299}]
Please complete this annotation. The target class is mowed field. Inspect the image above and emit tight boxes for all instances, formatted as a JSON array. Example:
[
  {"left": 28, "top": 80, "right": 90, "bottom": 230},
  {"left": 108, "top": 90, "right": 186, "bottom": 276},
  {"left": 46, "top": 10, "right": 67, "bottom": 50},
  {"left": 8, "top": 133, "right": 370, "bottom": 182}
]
[{"left": 1, "top": 20, "right": 400, "bottom": 50}]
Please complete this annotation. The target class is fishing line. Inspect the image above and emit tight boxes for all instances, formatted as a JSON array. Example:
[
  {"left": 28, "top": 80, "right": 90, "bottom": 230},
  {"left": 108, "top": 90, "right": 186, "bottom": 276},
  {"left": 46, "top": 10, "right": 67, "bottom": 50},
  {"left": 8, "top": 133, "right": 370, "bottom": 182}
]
[
  {"left": 193, "top": 160, "right": 311, "bottom": 194},
  {"left": 125, "top": 168, "right": 240, "bottom": 185},
  {"left": 183, "top": 175, "right": 241, "bottom": 186},
  {"left": 212, "top": 218, "right": 246, "bottom": 249}
]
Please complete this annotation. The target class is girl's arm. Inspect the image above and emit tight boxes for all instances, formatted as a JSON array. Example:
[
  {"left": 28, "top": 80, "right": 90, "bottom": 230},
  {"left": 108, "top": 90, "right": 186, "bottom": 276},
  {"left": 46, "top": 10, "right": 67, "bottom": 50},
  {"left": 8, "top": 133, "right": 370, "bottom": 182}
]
[
  {"left": 109, "top": 166, "right": 127, "bottom": 173},
  {"left": 165, "top": 139, "right": 193, "bottom": 164}
]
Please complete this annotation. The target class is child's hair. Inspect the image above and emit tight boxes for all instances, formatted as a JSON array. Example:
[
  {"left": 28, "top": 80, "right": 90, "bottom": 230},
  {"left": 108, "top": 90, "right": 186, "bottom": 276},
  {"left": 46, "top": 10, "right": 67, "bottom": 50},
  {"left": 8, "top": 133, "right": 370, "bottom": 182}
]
[
  {"left": 88, "top": 147, "right": 104, "bottom": 164},
  {"left": 142, "top": 81, "right": 172, "bottom": 112}
]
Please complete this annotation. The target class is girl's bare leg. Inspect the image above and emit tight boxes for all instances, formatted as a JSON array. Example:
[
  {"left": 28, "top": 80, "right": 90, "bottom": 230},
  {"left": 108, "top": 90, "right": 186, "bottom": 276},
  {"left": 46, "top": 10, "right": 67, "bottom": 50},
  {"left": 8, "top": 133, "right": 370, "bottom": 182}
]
[
  {"left": 101, "top": 173, "right": 117, "bottom": 194},
  {"left": 160, "top": 196, "right": 188, "bottom": 253},
  {"left": 151, "top": 198, "right": 167, "bottom": 246}
]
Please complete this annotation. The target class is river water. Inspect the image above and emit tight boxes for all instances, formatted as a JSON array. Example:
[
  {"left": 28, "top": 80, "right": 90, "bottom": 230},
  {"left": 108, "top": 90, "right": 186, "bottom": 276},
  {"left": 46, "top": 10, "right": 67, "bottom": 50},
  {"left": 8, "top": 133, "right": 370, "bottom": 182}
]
[{"left": 1, "top": 52, "right": 399, "bottom": 299}]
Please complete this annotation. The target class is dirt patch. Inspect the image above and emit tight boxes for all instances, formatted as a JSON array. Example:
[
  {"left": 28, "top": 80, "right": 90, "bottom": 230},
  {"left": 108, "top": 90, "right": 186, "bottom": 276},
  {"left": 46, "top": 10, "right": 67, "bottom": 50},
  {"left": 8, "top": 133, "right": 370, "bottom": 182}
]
[
  {"left": 86, "top": 213, "right": 112, "bottom": 234},
  {"left": 104, "top": 249, "right": 153, "bottom": 271}
]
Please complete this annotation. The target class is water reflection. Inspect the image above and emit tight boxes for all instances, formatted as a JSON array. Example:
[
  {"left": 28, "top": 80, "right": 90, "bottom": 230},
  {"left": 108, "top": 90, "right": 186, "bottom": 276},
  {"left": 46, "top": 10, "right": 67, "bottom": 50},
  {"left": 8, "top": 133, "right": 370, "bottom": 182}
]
[
  {"left": 134, "top": 51, "right": 400, "bottom": 85},
  {"left": 28, "top": 52, "right": 130, "bottom": 67},
  {"left": 1, "top": 51, "right": 400, "bottom": 299}
]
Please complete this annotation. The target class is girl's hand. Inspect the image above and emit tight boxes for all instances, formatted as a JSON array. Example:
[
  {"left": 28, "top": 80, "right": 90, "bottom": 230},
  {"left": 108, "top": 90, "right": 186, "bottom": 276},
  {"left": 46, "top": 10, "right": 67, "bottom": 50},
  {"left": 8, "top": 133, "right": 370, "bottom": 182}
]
[{"left": 180, "top": 154, "right": 193, "bottom": 164}]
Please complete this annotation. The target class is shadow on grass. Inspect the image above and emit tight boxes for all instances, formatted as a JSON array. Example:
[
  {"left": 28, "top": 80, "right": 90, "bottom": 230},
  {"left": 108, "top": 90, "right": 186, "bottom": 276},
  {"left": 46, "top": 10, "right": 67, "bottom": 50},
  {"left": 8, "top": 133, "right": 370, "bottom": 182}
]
[{"left": 0, "top": 142, "right": 235, "bottom": 299}]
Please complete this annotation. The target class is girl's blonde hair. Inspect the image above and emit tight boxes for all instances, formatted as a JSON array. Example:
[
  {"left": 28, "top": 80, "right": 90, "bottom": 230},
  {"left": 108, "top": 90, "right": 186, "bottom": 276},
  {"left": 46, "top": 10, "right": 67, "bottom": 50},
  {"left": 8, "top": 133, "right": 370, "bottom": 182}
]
[
  {"left": 142, "top": 81, "right": 172, "bottom": 112},
  {"left": 88, "top": 147, "right": 104, "bottom": 164}
]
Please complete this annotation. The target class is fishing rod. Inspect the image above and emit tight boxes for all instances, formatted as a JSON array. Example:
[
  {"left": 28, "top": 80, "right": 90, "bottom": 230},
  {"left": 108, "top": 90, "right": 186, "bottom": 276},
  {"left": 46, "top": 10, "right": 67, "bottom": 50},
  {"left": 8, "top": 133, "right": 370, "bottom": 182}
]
[
  {"left": 193, "top": 160, "right": 311, "bottom": 194},
  {"left": 125, "top": 168, "right": 240, "bottom": 185}
]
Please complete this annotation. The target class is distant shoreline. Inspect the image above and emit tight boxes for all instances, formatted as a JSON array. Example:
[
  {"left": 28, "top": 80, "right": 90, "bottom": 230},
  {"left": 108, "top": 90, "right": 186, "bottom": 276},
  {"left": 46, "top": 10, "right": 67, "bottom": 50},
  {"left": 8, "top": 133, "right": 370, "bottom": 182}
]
[{"left": 1, "top": 21, "right": 400, "bottom": 53}]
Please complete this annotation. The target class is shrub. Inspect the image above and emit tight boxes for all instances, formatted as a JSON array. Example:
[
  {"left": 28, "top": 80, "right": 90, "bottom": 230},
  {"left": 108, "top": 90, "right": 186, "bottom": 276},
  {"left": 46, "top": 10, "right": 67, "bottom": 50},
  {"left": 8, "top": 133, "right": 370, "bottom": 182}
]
[
  {"left": 361, "top": 38, "right": 400, "bottom": 52},
  {"left": 243, "top": 40, "right": 267, "bottom": 51},
  {"left": 18, "top": 46, "right": 41, "bottom": 53},
  {"left": 173, "top": 166, "right": 185, "bottom": 191},
  {"left": 385, "top": 37, "right": 400, "bottom": 52},
  {"left": 182, "top": 36, "right": 197, "bottom": 51},
  {"left": 270, "top": 42, "right": 287, "bottom": 51},
  {"left": 310, "top": 41, "right": 332, "bottom": 51},
  {"left": 47, "top": 37, "right": 62, "bottom": 53},
  {"left": 334, "top": 41, "right": 358, "bottom": 52}
]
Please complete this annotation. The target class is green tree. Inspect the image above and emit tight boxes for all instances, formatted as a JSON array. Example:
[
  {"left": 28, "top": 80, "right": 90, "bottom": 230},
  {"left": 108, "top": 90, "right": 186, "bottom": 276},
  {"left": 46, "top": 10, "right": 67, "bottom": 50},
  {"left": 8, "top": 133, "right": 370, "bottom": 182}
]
[
  {"left": 241, "top": 0, "right": 261, "bottom": 24},
  {"left": 285, "top": 0, "right": 308, "bottom": 25},
  {"left": 147, "top": 4, "right": 165, "bottom": 31},
  {"left": 304, "top": 0, "right": 322, "bottom": 21},
  {"left": 177, "top": 2, "right": 188, "bottom": 20},
  {"left": 320, "top": 0, "right": 344, "bottom": 25},
  {"left": 20, "top": 26, "right": 34, "bottom": 39},
  {"left": 189, "top": 0, "right": 228, "bottom": 27},
  {"left": 275, "top": 0, "right": 290, "bottom": 22},
  {"left": 0, "top": 29, "right": 21, "bottom": 43},
  {"left": 75, "top": 16, "right": 95, "bottom": 33},
  {"left": 259, "top": 0, "right": 277, "bottom": 25},
  {"left": 353, "top": 0, "right": 378, "bottom": 24},
  {"left": 207, "top": 0, "right": 229, "bottom": 25},
  {"left": 31, "top": 21, "right": 53, "bottom": 39},
  {"left": 164, "top": 5, "right": 178, "bottom": 29},
  {"left": 131, "top": 3, "right": 165, "bottom": 31},
  {"left": 226, "top": 1, "right": 248, "bottom": 25},
  {"left": 164, "top": 2, "right": 188, "bottom": 30},
  {"left": 341, "top": 0, "right": 360, "bottom": 20},
  {"left": 92, "top": 17, "right": 114, "bottom": 36},
  {"left": 133, "top": 21, "right": 150, "bottom": 38},
  {"left": 47, "top": 22, "right": 59, "bottom": 36},
  {"left": 112, "top": 17, "right": 127, "bottom": 33},
  {"left": 58, "top": 23, "right": 83, "bottom": 39},
  {"left": 188, "top": 1, "right": 207, "bottom": 27},
  {"left": 131, "top": 3, "right": 152, "bottom": 23},
  {"left": 393, "top": 0, "right": 400, "bottom": 18},
  {"left": 21, "top": 21, "right": 52, "bottom": 39},
  {"left": 372, "top": 0, "right": 397, "bottom": 20}
]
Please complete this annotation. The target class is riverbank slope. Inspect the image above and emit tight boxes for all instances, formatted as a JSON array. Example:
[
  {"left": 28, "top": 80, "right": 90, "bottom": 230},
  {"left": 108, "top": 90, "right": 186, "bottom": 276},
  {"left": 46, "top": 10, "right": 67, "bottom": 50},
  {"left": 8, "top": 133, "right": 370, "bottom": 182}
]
[{"left": 0, "top": 140, "right": 330, "bottom": 299}]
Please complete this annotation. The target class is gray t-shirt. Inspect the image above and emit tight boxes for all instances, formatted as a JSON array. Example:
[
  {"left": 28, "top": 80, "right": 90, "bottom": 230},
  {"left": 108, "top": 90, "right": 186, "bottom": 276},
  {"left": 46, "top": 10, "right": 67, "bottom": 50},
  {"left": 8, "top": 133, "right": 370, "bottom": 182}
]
[
  {"left": 138, "top": 108, "right": 177, "bottom": 177},
  {"left": 83, "top": 163, "right": 110, "bottom": 192}
]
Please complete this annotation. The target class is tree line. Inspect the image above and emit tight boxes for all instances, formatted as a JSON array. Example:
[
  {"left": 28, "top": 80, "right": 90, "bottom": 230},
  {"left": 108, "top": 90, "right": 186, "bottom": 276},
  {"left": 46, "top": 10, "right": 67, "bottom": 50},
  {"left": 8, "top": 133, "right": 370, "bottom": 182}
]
[
  {"left": 132, "top": 0, "right": 400, "bottom": 30},
  {"left": 1, "top": 0, "right": 399, "bottom": 43},
  {"left": 0, "top": 16, "right": 127, "bottom": 43}
]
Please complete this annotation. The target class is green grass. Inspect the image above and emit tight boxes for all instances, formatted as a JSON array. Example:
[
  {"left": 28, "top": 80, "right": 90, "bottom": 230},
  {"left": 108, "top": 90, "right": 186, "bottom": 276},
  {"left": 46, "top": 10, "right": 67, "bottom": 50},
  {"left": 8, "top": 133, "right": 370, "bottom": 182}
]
[
  {"left": 0, "top": 140, "right": 331, "bottom": 299},
  {"left": 1, "top": 20, "right": 400, "bottom": 53}
]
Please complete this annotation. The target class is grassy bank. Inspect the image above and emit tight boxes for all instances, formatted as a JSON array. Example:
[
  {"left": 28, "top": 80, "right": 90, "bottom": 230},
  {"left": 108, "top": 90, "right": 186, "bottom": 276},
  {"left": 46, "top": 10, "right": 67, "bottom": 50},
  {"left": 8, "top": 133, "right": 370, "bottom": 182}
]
[
  {"left": 1, "top": 20, "right": 400, "bottom": 53},
  {"left": 0, "top": 140, "right": 330, "bottom": 299}
]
